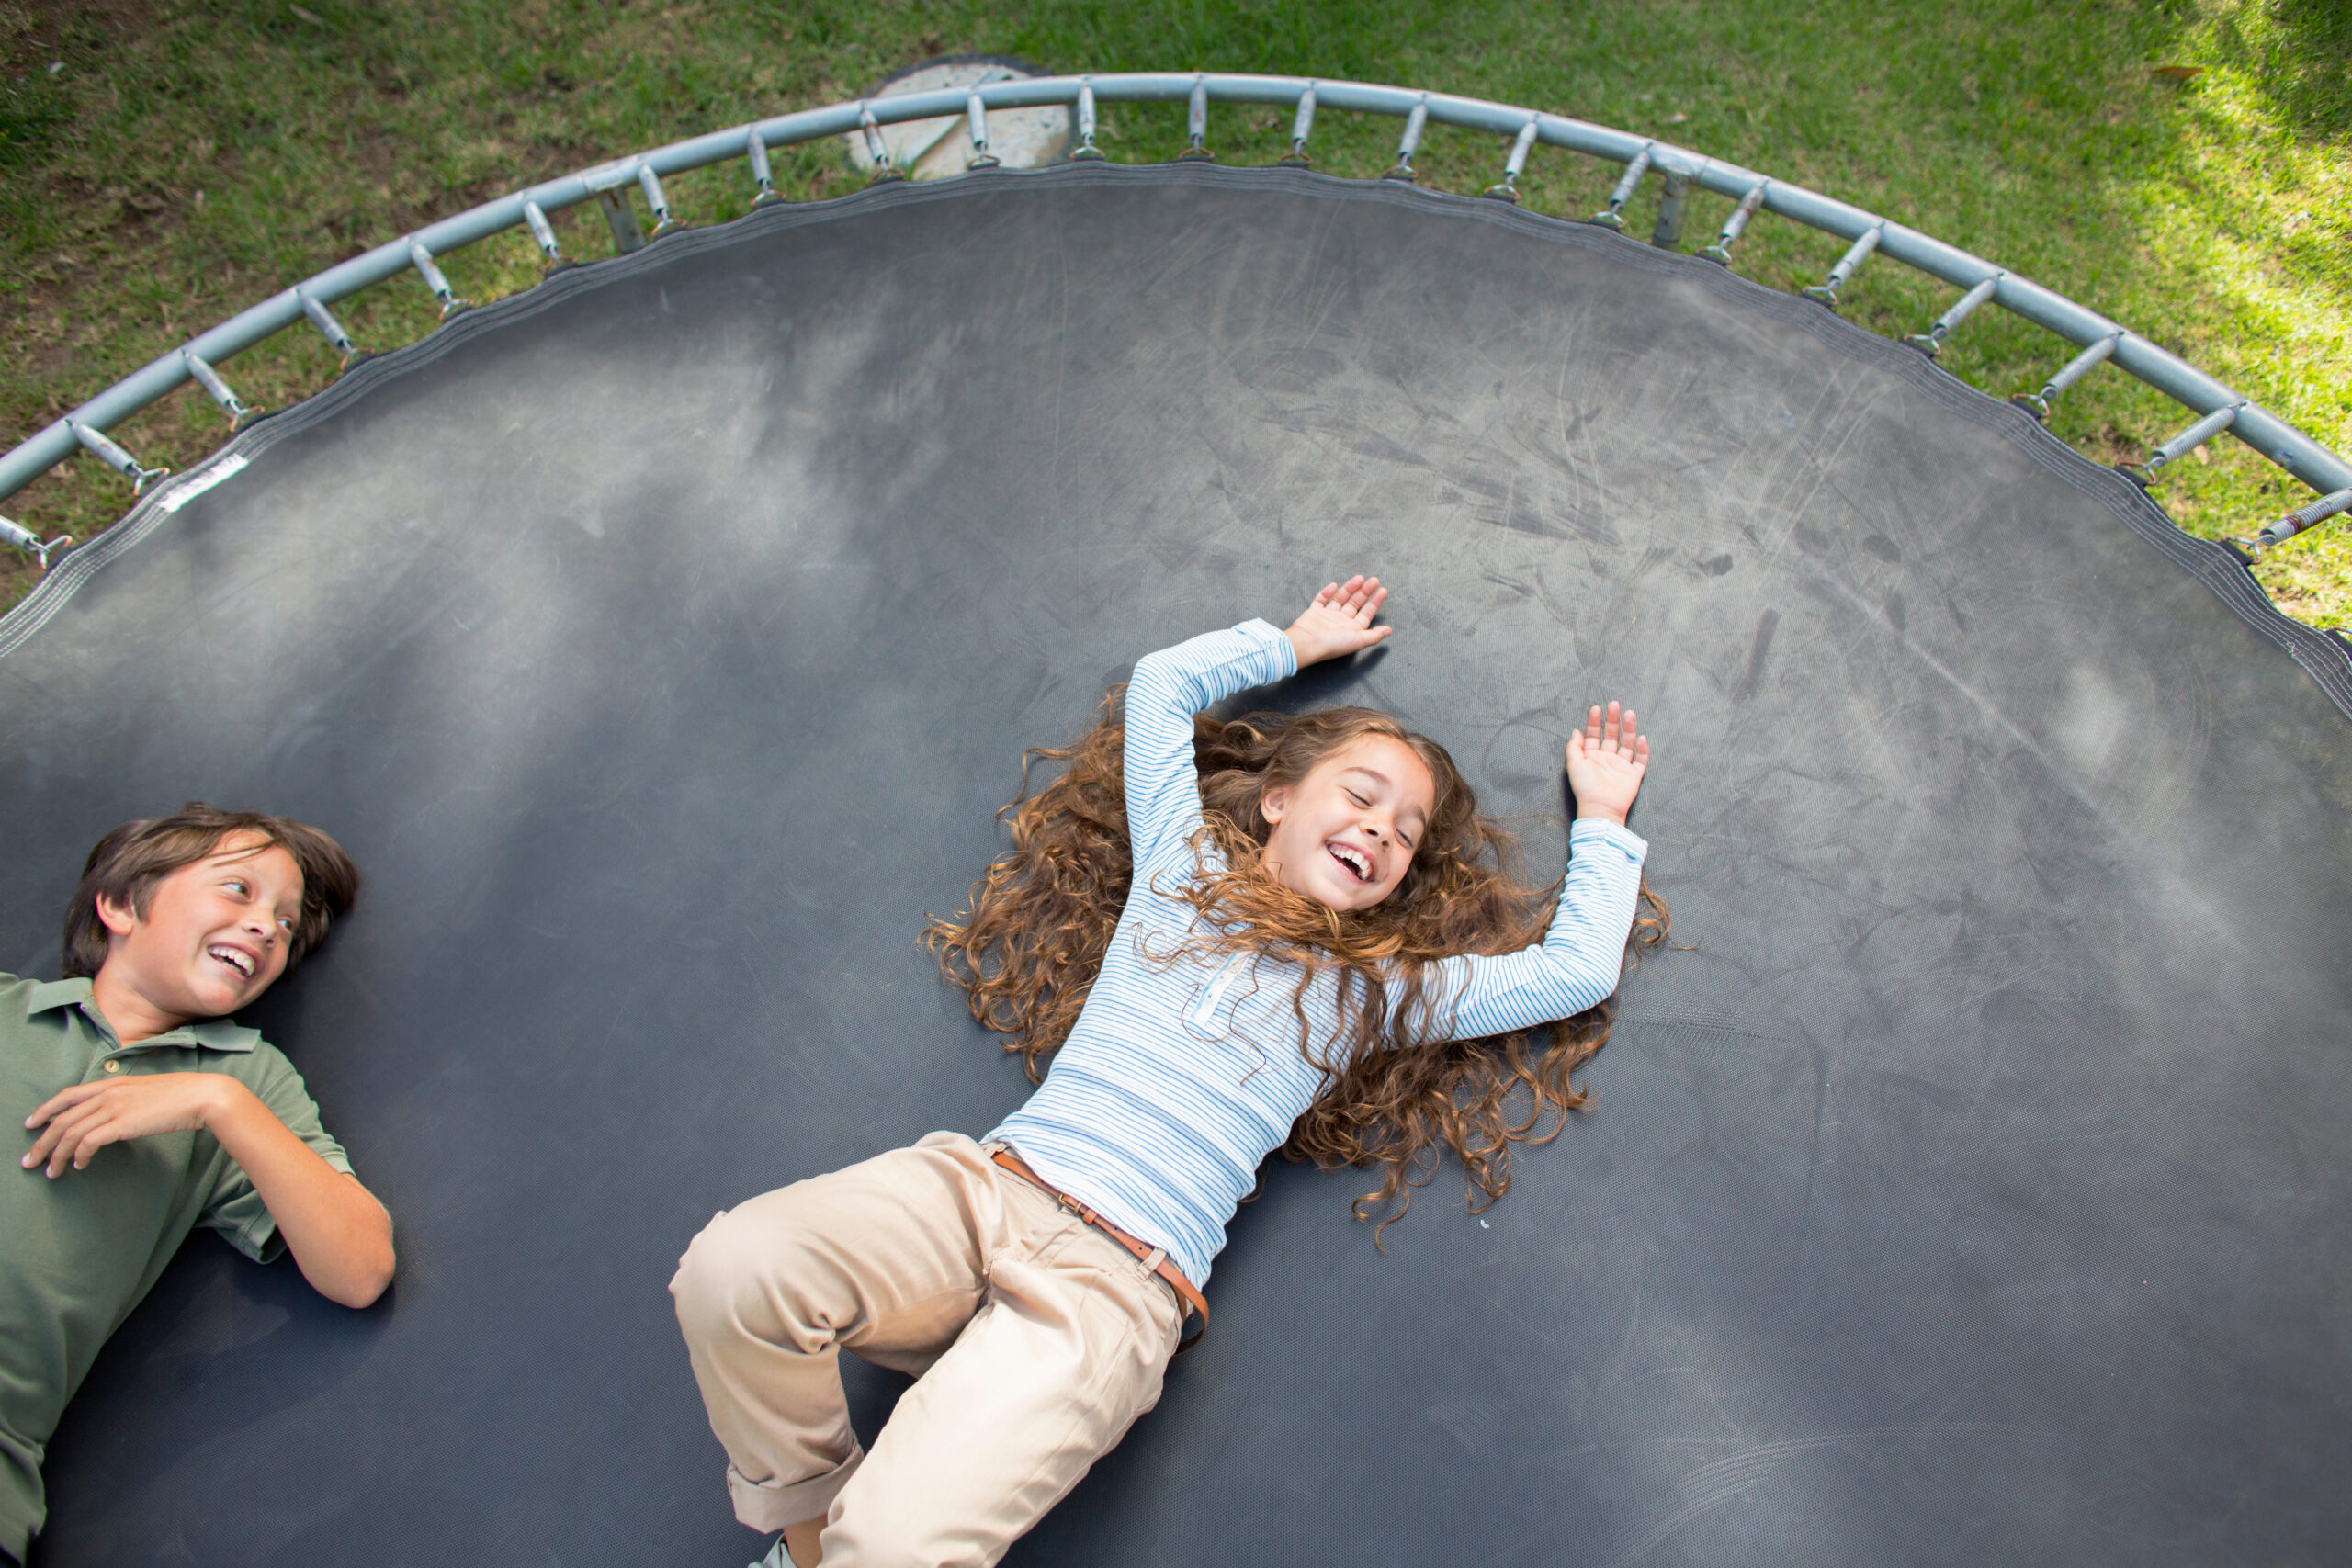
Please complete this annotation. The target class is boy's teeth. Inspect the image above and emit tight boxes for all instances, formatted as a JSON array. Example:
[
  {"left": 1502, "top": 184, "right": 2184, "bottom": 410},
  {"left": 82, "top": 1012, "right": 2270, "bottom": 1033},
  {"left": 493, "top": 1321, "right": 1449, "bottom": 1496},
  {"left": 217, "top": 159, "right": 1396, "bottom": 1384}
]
[{"left": 209, "top": 946, "right": 253, "bottom": 976}]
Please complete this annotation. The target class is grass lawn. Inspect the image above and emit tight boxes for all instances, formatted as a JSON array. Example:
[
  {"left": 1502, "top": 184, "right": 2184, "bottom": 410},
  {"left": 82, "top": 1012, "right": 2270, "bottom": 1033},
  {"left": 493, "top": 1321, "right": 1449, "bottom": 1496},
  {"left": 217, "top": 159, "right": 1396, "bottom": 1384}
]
[{"left": 3, "top": 0, "right": 2346, "bottom": 626}]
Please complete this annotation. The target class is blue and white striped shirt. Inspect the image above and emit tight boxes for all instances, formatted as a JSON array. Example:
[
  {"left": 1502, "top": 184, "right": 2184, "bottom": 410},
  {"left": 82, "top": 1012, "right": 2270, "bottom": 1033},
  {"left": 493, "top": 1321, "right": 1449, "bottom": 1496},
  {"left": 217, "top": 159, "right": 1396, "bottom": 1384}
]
[{"left": 986, "top": 620, "right": 1647, "bottom": 1288}]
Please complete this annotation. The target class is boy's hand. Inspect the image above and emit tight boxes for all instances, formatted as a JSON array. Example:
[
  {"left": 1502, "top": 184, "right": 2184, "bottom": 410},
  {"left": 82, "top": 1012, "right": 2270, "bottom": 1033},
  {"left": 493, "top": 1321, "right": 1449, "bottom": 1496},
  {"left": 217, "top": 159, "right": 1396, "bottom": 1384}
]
[
  {"left": 24, "top": 1068, "right": 395, "bottom": 1305},
  {"left": 1566, "top": 702, "right": 1650, "bottom": 827},
  {"left": 1284, "top": 575, "right": 1393, "bottom": 668},
  {"left": 22, "top": 1072, "right": 241, "bottom": 1177}
]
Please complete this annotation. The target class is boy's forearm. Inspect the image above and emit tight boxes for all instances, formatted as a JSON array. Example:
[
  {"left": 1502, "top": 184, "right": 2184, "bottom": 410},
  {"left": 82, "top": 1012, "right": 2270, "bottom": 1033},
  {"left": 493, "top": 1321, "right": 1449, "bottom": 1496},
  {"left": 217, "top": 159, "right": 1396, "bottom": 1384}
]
[{"left": 203, "top": 1081, "right": 395, "bottom": 1307}]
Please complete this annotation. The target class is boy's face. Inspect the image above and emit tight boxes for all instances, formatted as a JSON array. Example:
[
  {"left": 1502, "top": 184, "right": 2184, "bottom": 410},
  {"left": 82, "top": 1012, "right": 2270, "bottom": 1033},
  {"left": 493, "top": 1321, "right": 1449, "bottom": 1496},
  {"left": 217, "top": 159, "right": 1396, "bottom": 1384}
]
[
  {"left": 96, "top": 831, "right": 304, "bottom": 1025},
  {"left": 1259, "top": 735, "right": 1437, "bottom": 912}
]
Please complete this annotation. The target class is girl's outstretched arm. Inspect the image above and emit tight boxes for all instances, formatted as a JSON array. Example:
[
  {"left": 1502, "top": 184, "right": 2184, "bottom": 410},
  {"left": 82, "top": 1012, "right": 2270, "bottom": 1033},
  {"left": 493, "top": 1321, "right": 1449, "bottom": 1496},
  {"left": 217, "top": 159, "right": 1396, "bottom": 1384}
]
[
  {"left": 1424, "top": 711, "right": 1654, "bottom": 1042},
  {"left": 1122, "top": 623, "right": 1296, "bottom": 871}
]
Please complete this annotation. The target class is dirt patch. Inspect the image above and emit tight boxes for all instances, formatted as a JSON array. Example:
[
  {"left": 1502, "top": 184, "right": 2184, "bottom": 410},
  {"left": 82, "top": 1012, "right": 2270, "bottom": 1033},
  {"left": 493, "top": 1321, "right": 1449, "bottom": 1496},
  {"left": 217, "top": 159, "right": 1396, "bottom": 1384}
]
[
  {"left": 3, "top": 0, "right": 155, "bottom": 70},
  {"left": 2075, "top": 422, "right": 2147, "bottom": 468}
]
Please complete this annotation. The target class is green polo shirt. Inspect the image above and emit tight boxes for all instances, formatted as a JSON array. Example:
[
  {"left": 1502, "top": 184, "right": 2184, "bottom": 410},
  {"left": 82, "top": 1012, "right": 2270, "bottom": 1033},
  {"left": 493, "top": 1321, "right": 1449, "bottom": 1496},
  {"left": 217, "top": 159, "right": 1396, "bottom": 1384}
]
[{"left": 0, "top": 973, "right": 356, "bottom": 1559}]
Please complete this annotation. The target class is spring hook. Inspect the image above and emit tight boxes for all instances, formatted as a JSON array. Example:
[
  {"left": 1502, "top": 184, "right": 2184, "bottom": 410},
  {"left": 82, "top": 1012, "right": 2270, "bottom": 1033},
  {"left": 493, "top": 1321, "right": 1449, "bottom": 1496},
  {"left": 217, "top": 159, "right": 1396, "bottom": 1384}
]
[
  {"left": 1177, "top": 77, "right": 1214, "bottom": 162},
  {"left": 1383, "top": 99, "right": 1429, "bottom": 183}
]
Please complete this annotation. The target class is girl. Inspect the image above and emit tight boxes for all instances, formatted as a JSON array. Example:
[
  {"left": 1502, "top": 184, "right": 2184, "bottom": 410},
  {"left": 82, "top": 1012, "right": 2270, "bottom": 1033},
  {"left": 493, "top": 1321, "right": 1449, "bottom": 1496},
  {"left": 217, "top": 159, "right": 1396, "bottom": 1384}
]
[{"left": 672, "top": 574, "right": 1657, "bottom": 1568}]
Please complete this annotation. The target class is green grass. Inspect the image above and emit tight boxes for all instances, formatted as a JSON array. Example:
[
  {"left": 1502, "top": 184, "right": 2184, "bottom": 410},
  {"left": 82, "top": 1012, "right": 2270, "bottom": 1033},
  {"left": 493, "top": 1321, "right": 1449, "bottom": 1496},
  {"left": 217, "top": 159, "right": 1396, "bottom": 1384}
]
[{"left": 4, "top": 0, "right": 2347, "bottom": 626}]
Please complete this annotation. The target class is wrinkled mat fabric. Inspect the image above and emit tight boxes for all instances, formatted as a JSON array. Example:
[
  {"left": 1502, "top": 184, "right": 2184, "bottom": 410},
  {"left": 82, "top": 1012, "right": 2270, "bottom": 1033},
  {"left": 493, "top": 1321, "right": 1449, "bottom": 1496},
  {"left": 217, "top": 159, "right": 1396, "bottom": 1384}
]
[{"left": 5, "top": 164, "right": 2347, "bottom": 1565}]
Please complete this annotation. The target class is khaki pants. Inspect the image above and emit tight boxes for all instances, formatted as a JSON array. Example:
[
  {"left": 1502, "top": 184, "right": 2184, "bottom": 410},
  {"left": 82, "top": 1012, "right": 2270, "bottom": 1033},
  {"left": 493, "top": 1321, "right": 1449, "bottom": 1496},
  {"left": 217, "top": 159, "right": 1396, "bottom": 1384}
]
[{"left": 670, "top": 1132, "right": 1185, "bottom": 1566}]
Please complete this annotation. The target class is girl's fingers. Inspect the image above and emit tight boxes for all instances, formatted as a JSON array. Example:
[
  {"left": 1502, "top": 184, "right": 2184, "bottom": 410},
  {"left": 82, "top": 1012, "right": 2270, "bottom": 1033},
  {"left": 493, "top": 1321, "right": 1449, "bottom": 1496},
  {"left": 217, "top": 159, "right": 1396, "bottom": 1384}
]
[{"left": 1567, "top": 702, "right": 1652, "bottom": 762}]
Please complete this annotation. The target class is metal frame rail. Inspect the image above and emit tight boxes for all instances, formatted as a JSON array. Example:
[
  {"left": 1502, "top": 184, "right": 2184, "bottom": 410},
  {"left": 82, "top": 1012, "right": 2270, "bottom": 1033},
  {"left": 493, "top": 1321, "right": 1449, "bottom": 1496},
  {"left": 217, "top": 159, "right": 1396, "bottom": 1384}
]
[{"left": 6, "top": 72, "right": 2347, "bottom": 568}]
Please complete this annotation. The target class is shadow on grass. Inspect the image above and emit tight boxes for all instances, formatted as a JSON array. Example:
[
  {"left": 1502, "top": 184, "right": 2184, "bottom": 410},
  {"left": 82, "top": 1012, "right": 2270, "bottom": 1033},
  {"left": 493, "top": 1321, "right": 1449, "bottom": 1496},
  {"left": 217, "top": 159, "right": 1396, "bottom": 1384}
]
[{"left": 2243, "top": 0, "right": 2352, "bottom": 140}]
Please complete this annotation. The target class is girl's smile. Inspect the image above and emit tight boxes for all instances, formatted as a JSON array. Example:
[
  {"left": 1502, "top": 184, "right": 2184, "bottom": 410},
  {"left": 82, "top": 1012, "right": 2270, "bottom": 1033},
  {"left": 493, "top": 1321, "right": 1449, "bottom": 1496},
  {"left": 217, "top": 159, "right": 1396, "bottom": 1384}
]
[{"left": 1258, "top": 735, "right": 1437, "bottom": 911}]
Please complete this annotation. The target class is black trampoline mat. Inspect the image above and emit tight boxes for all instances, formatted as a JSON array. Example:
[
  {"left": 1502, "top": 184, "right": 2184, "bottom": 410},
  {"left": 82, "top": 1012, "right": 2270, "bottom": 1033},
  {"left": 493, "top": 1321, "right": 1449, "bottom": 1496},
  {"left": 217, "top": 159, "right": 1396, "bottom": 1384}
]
[{"left": 5, "top": 164, "right": 2348, "bottom": 1566}]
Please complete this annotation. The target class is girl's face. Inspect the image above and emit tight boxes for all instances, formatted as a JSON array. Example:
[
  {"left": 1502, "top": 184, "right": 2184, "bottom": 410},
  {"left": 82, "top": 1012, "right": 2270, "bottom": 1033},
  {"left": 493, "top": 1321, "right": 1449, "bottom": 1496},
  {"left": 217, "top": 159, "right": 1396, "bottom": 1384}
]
[{"left": 1258, "top": 735, "right": 1438, "bottom": 912}]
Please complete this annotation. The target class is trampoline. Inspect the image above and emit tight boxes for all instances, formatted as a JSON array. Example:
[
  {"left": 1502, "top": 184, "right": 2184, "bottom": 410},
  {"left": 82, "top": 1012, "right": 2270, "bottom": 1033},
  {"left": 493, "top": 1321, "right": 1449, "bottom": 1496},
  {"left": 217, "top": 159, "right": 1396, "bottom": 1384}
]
[{"left": 5, "top": 92, "right": 2352, "bottom": 1568}]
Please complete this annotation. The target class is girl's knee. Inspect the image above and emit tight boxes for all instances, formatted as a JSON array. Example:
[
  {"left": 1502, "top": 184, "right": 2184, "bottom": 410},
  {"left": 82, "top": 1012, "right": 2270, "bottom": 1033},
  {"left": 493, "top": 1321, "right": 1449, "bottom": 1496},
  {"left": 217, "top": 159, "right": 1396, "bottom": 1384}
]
[{"left": 671, "top": 1207, "right": 797, "bottom": 1340}]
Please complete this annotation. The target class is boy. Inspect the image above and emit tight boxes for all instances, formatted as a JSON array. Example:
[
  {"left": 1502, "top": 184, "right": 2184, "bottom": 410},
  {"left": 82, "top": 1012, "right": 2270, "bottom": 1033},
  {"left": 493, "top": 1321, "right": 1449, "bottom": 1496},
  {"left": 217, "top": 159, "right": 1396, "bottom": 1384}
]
[{"left": 2, "top": 805, "right": 393, "bottom": 1565}]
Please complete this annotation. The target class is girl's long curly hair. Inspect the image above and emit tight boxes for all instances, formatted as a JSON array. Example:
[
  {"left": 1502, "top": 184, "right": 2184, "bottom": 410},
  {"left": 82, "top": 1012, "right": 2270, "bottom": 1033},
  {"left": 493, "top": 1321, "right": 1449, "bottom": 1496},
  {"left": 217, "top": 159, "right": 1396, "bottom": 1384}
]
[{"left": 924, "top": 688, "right": 1668, "bottom": 1230}]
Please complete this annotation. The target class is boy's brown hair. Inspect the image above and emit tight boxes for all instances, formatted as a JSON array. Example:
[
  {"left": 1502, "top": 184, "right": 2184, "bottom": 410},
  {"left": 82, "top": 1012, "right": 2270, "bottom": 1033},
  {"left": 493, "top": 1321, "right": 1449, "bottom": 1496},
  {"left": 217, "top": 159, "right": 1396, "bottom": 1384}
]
[{"left": 61, "top": 804, "right": 361, "bottom": 981}]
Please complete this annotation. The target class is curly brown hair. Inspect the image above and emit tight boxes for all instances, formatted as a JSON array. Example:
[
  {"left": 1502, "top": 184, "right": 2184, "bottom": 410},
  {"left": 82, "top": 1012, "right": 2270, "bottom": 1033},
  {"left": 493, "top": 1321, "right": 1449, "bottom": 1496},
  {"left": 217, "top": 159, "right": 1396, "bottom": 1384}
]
[{"left": 925, "top": 689, "right": 1668, "bottom": 1232}]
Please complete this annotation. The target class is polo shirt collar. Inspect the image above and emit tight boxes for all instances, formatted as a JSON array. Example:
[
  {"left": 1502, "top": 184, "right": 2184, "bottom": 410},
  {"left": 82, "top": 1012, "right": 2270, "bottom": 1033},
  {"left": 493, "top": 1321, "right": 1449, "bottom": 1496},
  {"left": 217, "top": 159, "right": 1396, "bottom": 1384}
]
[
  {"left": 26, "top": 977, "right": 90, "bottom": 1015},
  {"left": 25, "top": 976, "right": 260, "bottom": 1055}
]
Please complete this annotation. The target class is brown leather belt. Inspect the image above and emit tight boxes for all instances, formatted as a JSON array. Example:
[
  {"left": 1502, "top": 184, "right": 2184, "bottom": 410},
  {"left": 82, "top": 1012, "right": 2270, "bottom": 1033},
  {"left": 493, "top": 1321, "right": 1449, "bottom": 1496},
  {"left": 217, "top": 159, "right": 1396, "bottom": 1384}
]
[{"left": 990, "top": 1148, "right": 1207, "bottom": 1353}]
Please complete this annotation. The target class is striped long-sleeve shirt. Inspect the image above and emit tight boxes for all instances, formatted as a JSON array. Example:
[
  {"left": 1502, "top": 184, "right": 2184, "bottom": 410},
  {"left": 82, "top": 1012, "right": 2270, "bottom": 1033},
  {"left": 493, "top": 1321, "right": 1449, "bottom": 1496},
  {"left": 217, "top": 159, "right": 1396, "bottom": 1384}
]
[{"left": 985, "top": 619, "right": 1648, "bottom": 1289}]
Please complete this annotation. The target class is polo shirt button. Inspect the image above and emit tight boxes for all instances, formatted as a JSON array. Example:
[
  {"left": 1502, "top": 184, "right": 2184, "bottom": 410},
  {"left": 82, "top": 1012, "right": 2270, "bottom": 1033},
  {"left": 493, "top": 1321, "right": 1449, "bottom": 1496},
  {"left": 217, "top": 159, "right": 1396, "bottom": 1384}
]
[{"left": 101, "top": 1059, "right": 121, "bottom": 1074}]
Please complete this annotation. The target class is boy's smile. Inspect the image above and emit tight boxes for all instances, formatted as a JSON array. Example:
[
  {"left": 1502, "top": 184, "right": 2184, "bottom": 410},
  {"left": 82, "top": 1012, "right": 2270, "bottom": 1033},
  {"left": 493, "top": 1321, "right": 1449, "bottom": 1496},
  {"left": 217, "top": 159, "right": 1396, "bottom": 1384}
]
[
  {"left": 93, "top": 831, "right": 304, "bottom": 1039},
  {"left": 1259, "top": 736, "right": 1437, "bottom": 913}
]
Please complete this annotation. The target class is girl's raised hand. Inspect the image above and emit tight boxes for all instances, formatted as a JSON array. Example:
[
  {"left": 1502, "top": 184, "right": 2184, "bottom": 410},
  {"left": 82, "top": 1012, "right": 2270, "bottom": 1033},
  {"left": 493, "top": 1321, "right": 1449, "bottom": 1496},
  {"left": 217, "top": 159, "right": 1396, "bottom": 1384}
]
[
  {"left": 1283, "top": 575, "right": 1394, "bottom": 668},
  {"left": 1565, "top": 701, "right": 1650, "bottom": 827}
]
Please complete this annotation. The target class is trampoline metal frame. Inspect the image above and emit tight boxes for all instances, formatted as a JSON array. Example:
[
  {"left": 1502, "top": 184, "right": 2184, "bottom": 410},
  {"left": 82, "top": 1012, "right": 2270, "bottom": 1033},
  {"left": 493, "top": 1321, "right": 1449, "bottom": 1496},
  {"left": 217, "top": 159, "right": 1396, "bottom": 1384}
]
[{"left": 4, "top": 71, "right": 2348, "bottom": 560}]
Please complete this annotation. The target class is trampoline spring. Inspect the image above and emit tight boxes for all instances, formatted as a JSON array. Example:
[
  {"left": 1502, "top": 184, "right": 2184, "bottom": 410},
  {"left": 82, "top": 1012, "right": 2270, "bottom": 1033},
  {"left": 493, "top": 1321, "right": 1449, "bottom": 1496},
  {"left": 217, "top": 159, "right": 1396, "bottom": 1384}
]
[
  {"left": 408, "top": 240, "right": 469, "bottom": 320},
  {"left": 2257, "top": 485, "right": 2352, "bottom": 550},
  {"left": 1176, "top": 76, "right": 1213, "bottom": 163},
  {"left": 966, "top": 92, "right": 1001, "bottom": 170},
  {"left": 638, "top": 166, "right": 679, "bottom": 235},
  {"left": 1804, "top": 220, "right": 1884, "bottom": 306},
  {"left": 1383, "top": 98, "right": 1429, "bottom": 183},
  {"left": 181, "top": 350, "right": 258, "bottom": 428},
  {"left": 1650, "top": 166, "right": 1690, "bottom": 249},
  {"left": 1280, "top": 85, "right": 1317, "bottom": 167},
  {"left": 1907, "top": 272, "right": 2001, "bottom": 357},
  {"left": 523, "top": 199, "right": 564, "bottom": 263},
  {"left": 2129, "top": 400, "right": 2245, "bottom": 482},
  {"left": 859, "top": 104, "right": 907, "bottom": 180},
  {"left": 747, "top": 129, "right": 782, "bottom": 202},
  {"left": 297, "top": 288, "right": 358, "bottom": 366},
  {"left": 1701, "top": 181, "right": 1770, "bottom": 264},
  {"left": 1071, "top": 82, "right": 1106, "bottom": 162},
  {"left": 68, "top": 420, "right": 169, "bottom": 496},
  {"left": 1590, "top": 144, "right": 1653, "bottom": 229},
  {"left": 2013, "top": 330, "right": 2121, "bottom": 421},
  {"left": 1482, "top": 118, "right": 1542, "bottom": 204},
  {"left": 0, "top": 511, "right": 72, "bottom": 570}
]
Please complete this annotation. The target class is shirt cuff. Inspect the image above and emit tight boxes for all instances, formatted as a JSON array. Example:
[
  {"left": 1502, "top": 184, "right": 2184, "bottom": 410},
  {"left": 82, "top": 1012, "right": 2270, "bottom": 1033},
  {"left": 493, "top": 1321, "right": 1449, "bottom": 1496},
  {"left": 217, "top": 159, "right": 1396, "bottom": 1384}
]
[
  {"left": 1569, "top": 816, "right": 1648, "bottom": 863},
  {"left": 1236, "top": 617, "right": 1298, "bottom": 679}
]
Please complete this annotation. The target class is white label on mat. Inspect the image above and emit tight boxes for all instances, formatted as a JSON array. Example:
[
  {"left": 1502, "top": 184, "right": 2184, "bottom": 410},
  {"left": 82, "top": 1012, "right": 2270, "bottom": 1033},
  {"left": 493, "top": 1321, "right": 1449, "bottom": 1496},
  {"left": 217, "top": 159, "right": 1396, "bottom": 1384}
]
[{"left": 157, "top": 453, "right": 248, "bottom": 513}]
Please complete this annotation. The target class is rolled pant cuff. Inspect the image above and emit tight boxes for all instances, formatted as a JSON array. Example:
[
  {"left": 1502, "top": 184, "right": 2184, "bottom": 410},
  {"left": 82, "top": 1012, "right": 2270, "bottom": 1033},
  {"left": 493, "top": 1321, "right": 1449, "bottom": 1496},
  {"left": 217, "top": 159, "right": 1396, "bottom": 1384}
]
[{"left": 728, "top": 1446, "right": 865, "bottom": 1532}]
